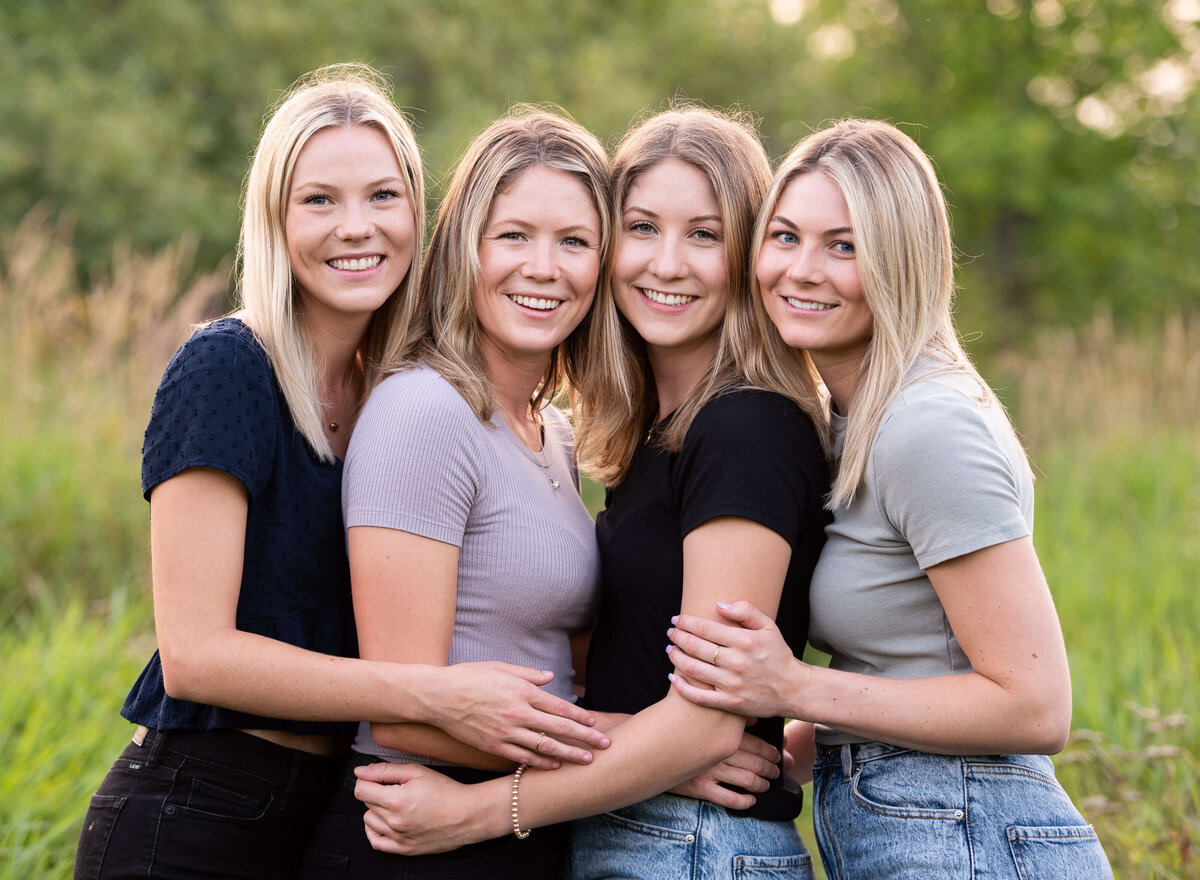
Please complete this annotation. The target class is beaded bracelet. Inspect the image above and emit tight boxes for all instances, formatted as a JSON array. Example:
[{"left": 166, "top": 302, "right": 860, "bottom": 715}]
[{"left": 511, "top": 763, "right": 531, "bottom": 839}]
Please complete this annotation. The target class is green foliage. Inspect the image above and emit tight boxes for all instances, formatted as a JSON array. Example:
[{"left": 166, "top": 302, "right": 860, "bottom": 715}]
[{"left": 2, "top": 1, "right": 1197, "bottom": 335}]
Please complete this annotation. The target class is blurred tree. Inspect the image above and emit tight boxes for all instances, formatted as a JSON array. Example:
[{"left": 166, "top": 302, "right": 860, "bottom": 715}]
[{"left": 0, "top": 0, "right": 1195, "bottom": 337}]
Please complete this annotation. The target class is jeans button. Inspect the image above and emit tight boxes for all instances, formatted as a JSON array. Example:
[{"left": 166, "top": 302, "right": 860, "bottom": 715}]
[
  {"left": 954, "top": 809, "right": 964, "bottom": 819},
  {"left": 684, "top": 834, "right": 696, "bottom": 843}
]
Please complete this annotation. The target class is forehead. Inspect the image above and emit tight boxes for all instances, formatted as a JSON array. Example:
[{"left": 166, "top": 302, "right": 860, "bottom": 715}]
[
  {"left": 776, "top": 173, "right": 850, "bottom": 225},
  {"left": 292, "top": 125, "right": 401, "bottom": 178},
  {"left": 626, "top": 158, "right": 717, "bottom": 211},
  {"left": 488, "top": 165, "right": 598, "bottom": 221}
]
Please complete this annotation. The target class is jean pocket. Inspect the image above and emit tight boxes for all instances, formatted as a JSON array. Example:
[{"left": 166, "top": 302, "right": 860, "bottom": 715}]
[
  {"left": 850, "top": 752, "right": 965, "bottom": 820},
  {"left": 74, "top": 794, "right": 127, "bottom": 880},
  {"left": 166, "top": 762, "right": 275, "bottom": 821},
  {"left": 734, "top": 851, "right": 815, "bottom": 879},
  {"left": 1008, "top": 824, "right": 1114, "bottom": 880}
]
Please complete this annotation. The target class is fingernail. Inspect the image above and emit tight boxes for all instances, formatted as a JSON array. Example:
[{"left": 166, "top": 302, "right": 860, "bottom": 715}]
[
  {"left": 717, "top": 602, "right": 731, "bottom": 609},
  {"left": 668, "top": 673, "right": 676, "bottom": 683},
  {"left": 670, "top": 615, "right": 679, "bottom": 625},
  {"left": 665, "top": 645, "right": 673, "bottom": 654},
  {"left": 666, "top": 627, "right": 675, "bottom": 638}
]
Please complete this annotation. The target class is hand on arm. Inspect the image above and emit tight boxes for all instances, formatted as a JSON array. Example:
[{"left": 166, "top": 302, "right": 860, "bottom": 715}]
[
  {"left": 354, "top": 516, "right": 796, "bottom": 853},
  {"left": 668, "top": 537, "right": 1073, "bottom": 756}
]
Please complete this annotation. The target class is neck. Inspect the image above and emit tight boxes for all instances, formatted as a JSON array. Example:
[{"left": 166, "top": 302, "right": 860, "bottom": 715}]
[
  {"left": 646, "top": 336, "right": 718, "bottom": 421},
  {"left": 811, "top": 351, "right": 862, "bottom": 416},
  {"left": 481, "top": 336, "right": 549, "bottom": 438}
]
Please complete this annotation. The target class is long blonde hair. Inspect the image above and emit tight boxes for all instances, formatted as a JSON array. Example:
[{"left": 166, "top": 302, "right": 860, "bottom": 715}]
[
  {"left": 408, "top": 105, "right": 612, "bottom": 422},
  {"left": 576, "top": 106, "right": 824, "bottom": 486},
  {"left": 237, "top": 63, "right": 425, "bottom": 462},
  {"left": 752, "top": 119, "right": 1011, "bottom": 507}
]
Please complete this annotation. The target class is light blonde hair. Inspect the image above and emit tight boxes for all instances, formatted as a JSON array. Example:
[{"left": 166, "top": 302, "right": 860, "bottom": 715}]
[
  {"left": 236, "top": 63, "right": 424, "bottom": 462},
  {"left": 576, "top": 106, "right": 824, "bottom": 486},
  {"left": 407, "top": 105, "right": 612, "bottom": 422},
  {"left": 751, "top": 119, "right": 1015, "bottom": 507}
]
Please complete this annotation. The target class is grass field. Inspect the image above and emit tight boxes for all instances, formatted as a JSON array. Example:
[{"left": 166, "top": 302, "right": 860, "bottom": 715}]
[{"left": 1, "top": 218, "right": 1196, "bottom": 877}]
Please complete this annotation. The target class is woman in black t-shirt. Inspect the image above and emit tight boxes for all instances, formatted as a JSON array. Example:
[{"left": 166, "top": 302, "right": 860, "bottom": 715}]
[
  {"left": 73, "top": 66, "right": 607, "bottom": 880},
  {"left": 350, "top": 108, "right": 830, "bottom": 876}
]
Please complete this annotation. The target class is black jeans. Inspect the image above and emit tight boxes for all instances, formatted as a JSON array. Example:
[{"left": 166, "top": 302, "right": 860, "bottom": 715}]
[
  {"left": 74, "top": 727, "right": 341, "bottom": 879},
  {"left": 297, "top": 754, "right": 567, "bottom": 879}
]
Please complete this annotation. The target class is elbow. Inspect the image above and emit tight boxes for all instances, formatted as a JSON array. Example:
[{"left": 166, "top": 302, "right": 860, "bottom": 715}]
[
  {"left": 159, "top": 646, "right": 205, "bottom": 703},
  {"left": 369, "top": 722, "right": 409, "bottom": 752},
  {"left": 1011, "top": 686, "right": 1073, "bottom": 755}
]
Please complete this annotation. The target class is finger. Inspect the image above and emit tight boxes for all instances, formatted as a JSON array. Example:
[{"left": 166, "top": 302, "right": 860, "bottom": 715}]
[
  {"left": 527, "top": 691, "right": 599, "bottom": 730},
  {"left": 670, "top": 613, "right": 747, "bottom": 648},
  {"left": 709, "top": 762, "right": 773, "bottom": 793},
  {"left": 526, "top": 706, "right": 609, "bottom": 749},
  {"left": 692, "top": 779, "right": 757, "bottom": 811},
  {"left": 499, "top": 747, "right": 561, "bottom": 771},
  {"left": 717, "top": 600, "right": 775, "bottom": 630},
  {"left": 724, "top": 749, "right": 781, "bottom": 781},
  {"left": 665, "top": 643, "right": 723, "bottom": 688},
  {"left": 668, "top": 672, "right": 740, "bottom": 713},
  {"left": 490, "top": 662, "right": 557, "bottom": 687},
  {"left": 736, "top": 731, "right": 782, "bottom": 764},
  {"left": 527, "top": 735, "right": 594, "bottom": 766},
  {"left": 363, "top": 817, "right": 408, "bottom": 855},
  {"left": 665, "top": 629, "right": 722, "bottom": 672},
  {"left": 353, "top": 762, "right": 428, "bottom": 785}
]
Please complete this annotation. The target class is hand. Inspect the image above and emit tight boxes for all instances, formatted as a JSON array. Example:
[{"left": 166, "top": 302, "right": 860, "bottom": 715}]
[
  {"left": 428, "top": 662, "right": 611, "bottom": 770},
  {"left": 782, "top": 719, "right": 815, "bottom": 787},
  {"left": 666, "top": 601, "right": 805, "bottom": 720},
  {"left": 354, "top": 763, "right": 493, "bottom": 855},
  {"left": 669, "top": 728, "right": 780, "bottom": 810}
]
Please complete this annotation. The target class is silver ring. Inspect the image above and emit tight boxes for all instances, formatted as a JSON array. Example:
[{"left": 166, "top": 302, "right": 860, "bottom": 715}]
[
  {"left": 711, "top": 646, "right": 720, "bottom": 666},
  {"left": 534, "top": 731, "right": 546, "bottom": 754}
]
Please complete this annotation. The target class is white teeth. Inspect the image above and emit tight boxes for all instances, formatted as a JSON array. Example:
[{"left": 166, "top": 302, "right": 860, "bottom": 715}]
[
  {"left": 786, "top": 298, "right": 835, "bottom": 311},
  {"left": 641, "top": 288, "right": 697, "bottom": 307},
  {"left": 329, "top": 256, "right": 382, "bottom": 271},
  {"left": 508, "top": 294, "right": 561, "bottom": 311}
]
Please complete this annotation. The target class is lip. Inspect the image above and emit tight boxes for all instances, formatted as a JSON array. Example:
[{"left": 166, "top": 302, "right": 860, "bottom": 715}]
[{"left": 637, "top": 286, "right": 699, "bottom": 312}]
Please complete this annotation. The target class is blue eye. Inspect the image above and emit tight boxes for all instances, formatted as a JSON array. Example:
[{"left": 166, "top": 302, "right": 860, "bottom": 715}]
[
  {"left": 771, "top": 230, "right": 798, "bottom": 245},
  {"left": 564, "top": 236, "right": 591, "bottom": 248},
  {"left": 833, "top": 240, "right": 855, "bottom": 255},
  {"left": 372, "top": 188, "right": 401, "bottom": 202},
  {"left": 693, "top": 228, "right": 720, "bottom": 241},
  {"left": 627, "top": 220, "right": 655, "bottom": 234},
  {"left": 303, "top": 193, "right": 331, "bottom": 206}
]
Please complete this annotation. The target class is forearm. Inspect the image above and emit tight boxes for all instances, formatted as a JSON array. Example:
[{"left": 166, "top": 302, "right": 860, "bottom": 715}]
[
  {"left": 795, "top": 662, "right": 1071, "bottom": 755},
  {"left": 159, "top": 627, "right": 441, "bottom": 724},
  {"left": 481, "top": 695, "right": 744, "bottom": 838},
  {"left": 368, "top": 722, "right": 512, "bottom": 771}
]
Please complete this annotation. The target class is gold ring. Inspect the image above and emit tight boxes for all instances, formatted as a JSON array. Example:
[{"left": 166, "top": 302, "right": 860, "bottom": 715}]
[
  {"left": 534, "top": 731, "right": 546, "bottom": 754},
  {"left": 712, "top": 646, "right": 720, "bottom": 665}
]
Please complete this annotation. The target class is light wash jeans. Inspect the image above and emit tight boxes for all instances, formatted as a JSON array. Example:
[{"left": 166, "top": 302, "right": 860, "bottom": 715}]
[
  {"left": 569, "top": 791, "right": 813, "bottom": 879},
  {"left": 813, "top": 742, "right": 1114, "bottom": 879}
]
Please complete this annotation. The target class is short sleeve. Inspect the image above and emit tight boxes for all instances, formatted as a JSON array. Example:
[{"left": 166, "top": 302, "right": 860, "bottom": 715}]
[
  {"left": 873, "top": 393, "right": 1030, "bottom": 568},
  {"left": 343, "top": 368, "right": 480, "bottom": 546},
  {"left": 140, "top": 321, "right": 277, "bottom": 501},
  {"left": 675, "top": 390, "right": 828, "bottom": 546}
]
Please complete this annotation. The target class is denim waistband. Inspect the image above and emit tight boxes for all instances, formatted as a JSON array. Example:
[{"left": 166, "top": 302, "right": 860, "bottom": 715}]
[{"left": 138, "top": 726, "right": 341, "bottom": 783}]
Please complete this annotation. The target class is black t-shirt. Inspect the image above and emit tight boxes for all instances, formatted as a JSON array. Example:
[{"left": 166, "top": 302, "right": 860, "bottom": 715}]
[{"left": 585, "top": 388, "right": 831, "bottom": 820}]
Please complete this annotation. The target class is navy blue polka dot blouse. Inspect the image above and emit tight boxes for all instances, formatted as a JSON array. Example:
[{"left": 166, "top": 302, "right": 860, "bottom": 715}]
[{"left": 121, "top": 318, "right": 357, "bottom": 735}]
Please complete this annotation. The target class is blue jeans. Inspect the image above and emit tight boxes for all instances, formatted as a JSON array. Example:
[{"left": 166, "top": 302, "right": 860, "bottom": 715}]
[
  {"left": 570, "top": 792, "right": 813, "bottom": 879},
  {"left": 812, "top": 742, "right": 1114, "bottom": 879},
  {"left": 74, "top": 727, "right": 341, "bottom": 879}
]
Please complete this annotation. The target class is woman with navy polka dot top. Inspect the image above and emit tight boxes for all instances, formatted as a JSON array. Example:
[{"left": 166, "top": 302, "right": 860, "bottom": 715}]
[{"left": 74, "top": 65, "right": 607, "bottom": 880}]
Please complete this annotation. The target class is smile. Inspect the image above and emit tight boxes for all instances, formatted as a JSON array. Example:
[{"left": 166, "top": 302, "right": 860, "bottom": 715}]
[
  {"left": 640, "top": 288, "right": 697, "bottom": 307},
  {"left": 507, "top": 294, "right": 562, "bottom": 311},
  {"left": 785, "top": 297, "right": 835, "bottom": 312},
  {"left": 328, "top": 256, "right": 382, "bottom": 271}
]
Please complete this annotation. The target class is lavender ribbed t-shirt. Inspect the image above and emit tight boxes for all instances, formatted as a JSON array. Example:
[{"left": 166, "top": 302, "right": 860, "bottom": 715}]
[{"left": 342, "top": 364, "right": 600, "bottom": 764}]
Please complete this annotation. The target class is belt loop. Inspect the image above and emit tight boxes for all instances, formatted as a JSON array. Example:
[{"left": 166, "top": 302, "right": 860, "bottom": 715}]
[
  {"left": 144, "top": 728, "right": 168, "bottom": 769},
  {"left": 840, "top": 743, "right": 853, "bottom": 779}
]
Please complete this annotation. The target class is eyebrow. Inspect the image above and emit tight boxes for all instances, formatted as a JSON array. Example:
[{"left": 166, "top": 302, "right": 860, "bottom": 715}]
[
  {"left": 770, "top": 215, "right": 853, "bottom": 237},
  {"left": 292, "top": 175, "right": 406, "bottom": 191},
  {"left": 624, "top": 205, "right": 723, "bottom": 225}
]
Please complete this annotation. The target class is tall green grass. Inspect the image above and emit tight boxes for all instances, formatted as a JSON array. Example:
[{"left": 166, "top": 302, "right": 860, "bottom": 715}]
[{"left": 0, "top": 217, "right": 1195, "bottom": 877}]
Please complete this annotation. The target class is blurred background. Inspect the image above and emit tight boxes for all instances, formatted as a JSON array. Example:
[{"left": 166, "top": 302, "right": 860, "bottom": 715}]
[{"left": 1, "top": 1, "right": 1197, "bottom": 877}]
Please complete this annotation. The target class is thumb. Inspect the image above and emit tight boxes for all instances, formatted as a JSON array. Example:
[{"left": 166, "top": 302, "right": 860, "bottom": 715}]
[{"left": 716, "top": 600, "right": 774, "bottom": 630}]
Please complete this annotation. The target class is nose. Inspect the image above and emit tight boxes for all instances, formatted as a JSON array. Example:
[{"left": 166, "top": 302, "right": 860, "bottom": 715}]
[
  {"left": 648, "top": 234, "right": 688, "bottom": 280},
  {"left": 521, "top": 239, "right": 560, "bottom": 282},
  {"left": 785, "top": 243, "right": 822, "bottom": 284},
  {"left": 336, "top": 201, "right": 376, "bottom": 241}
]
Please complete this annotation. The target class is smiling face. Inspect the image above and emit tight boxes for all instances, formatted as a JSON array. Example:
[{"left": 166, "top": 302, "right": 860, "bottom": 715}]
[
  {"left": 285, "top": 125, "right": 416, "bottom": 332},
  {"left": 757, "top": 172, "right": 873, "bottom": 389},
  {"left": 472, "top": 165, "right": 601, "bottom": 370},
  {"left": 612, "top": 158, "right": 728, "bottom": 369}
]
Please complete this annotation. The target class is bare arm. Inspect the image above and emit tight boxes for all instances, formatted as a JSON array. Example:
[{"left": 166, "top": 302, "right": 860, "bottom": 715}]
[
  {"left": 354, "top": 516, "right": 795, "bottom": 853},
  {"left": 667, "top": 536, "right": 1072, "bottom": 756},
  {"left": 151, "top": 468, "right": 606, "bottom": 768}
]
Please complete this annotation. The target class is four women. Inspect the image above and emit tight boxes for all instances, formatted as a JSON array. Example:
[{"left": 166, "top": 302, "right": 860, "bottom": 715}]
[{"left": 76, "top": 62, "right": 1112, "bottom": 879}]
